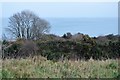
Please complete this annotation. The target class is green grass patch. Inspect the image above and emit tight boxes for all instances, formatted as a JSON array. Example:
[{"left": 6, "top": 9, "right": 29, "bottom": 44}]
[{"left": 1, "top": 56, "right": 119, "bottom": 78}]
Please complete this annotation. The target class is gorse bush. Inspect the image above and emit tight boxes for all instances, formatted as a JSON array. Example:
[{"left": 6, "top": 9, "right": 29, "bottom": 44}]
[
  {"left": 2, "top": 40, "right": 38, "bottom": 59},
  {"left": 3, "top": 42, "right": 22, "bottom": 58},
  {"left": 2, "top": 34, "right": 120, "bottom": 61},
  {"left": 36, "top": 40, "right": 120, "bottom": 61}
]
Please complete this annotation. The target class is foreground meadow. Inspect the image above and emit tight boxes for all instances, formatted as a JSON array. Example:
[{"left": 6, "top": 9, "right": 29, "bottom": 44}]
[{"left": 0, "top": 56, "right": 119, "bottom": 78}]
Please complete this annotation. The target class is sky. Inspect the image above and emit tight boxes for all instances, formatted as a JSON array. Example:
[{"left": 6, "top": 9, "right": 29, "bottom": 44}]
[
  {"left": 0, "top": 0, "right": 119, "bottom": 2},
  {"left": 2, "top": 2, "right": 118, "bottom": 18},
  {"left": 0, "top": 2, "right": 118, "bottom": 39}
]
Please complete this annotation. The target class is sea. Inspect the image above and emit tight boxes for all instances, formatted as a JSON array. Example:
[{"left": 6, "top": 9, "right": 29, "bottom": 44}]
[{"left": 2, "top": 17, "right": 118, "bottom": 40}]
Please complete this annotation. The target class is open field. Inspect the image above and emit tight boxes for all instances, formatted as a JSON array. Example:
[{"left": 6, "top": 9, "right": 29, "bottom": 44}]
[{"left": 1, "top": 56, "right": 119, "bottom": 78}]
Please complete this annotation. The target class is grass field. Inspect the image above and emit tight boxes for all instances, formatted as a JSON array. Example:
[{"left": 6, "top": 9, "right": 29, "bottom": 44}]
[{"left": 0, "top": 56, "right": 119, "bottom": 78}]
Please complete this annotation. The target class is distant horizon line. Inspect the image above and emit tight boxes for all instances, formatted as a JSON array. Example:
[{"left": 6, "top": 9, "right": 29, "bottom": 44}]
[
  {"left": 49, "top": 32, "right": 119, "bottom": 37},
  {"left": 1, "top": 17, "right": 118, "bottom": 19},
  {"left": 0, "top": 32, "right": 119, "bottom": 41}
]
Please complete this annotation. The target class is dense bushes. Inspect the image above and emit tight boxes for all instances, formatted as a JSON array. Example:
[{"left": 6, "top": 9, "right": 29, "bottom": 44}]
[
  {"left": 36, "top": 40, "right": 120, "bottom": 61},
  {"left": 2, "top": 40, "right": 38, "bottom": 59},
  {"left": 2, "top": 41, "right": 22, "bottom": 58},
  {"left": 2, "top": 34, "right": 120, "bottom": 61}
]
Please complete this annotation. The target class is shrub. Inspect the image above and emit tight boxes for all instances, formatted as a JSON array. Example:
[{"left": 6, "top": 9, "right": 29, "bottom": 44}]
[{"left": 3, "top": 42, "right": 22, "bottom": 58}]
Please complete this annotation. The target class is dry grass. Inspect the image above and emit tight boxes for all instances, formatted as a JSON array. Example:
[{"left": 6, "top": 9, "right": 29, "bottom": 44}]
[{"left": 1, "top": 56, "right": 119, "bottom": 78}]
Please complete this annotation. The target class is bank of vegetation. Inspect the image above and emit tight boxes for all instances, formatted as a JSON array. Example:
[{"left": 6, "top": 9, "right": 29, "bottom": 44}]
[{"left": 2, "top": 33, "right": 120, "bottom": 61}]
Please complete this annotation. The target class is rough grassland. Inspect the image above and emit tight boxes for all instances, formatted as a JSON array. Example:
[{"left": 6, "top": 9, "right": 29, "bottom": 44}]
[{"left": 0, "top": 56, "right": 119, "bottom": 78}]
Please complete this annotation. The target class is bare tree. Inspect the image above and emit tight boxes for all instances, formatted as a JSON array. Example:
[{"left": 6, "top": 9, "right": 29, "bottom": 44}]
[
  {"left": 6, "top": 10, "right": 51, "bottom": 40},
  {"left": 2, "top": 34, "right": 7, "bottom": 41}
]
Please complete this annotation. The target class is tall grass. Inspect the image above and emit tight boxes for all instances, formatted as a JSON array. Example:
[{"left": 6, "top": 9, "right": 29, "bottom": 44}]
[{"left": 1, "top": 56, "right": 119, "bottom": 78}]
